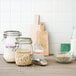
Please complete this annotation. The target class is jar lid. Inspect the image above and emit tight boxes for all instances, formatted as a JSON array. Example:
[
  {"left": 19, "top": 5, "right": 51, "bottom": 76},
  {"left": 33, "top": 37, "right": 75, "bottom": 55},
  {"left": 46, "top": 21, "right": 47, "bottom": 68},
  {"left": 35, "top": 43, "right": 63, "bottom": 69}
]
[
  {"left": 4, "top": 30, "right": 21, "bottom": 36},
  {"left": 16, "top": 37, "right": 32, "bottom": 44}
]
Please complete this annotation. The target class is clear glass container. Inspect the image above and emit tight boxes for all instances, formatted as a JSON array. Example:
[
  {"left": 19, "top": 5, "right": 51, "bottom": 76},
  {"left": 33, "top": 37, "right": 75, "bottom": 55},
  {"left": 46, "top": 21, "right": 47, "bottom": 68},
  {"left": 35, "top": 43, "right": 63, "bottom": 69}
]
[
  {"left": 3, "top": 30, "right": 21, "bottom": 62},
  {"left": 15, "top": 37, "right": 32, "bottom": 66},
  {"left": 69, "top": 26, "right": 76, "bottom": 59},
  {"left": 33, "top": 44, "right": 48, "bottom": 66},
  {"left": 55, "top": 53, "right": 72, "bottom": 63},
  {"left": 33, "top": 43, "right": 45, "bottom": 60}
]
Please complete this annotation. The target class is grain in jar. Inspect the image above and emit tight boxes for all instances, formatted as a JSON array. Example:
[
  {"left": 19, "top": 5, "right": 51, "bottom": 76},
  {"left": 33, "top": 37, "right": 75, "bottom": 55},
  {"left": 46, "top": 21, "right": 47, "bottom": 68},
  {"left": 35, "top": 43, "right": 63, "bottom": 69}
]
[
  {"left": 15, "top": 37, "right": 32, "bottom": 66},
  {"left": 3, "top": 30, "right": 21, "bottom": 62}
]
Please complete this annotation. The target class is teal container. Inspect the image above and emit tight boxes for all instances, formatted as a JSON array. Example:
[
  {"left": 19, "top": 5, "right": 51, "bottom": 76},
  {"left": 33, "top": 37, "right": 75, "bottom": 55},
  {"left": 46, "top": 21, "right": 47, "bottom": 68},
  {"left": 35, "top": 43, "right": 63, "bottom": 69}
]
[{"left": 61, "top": 43, "right": 70, "bottom": 53}]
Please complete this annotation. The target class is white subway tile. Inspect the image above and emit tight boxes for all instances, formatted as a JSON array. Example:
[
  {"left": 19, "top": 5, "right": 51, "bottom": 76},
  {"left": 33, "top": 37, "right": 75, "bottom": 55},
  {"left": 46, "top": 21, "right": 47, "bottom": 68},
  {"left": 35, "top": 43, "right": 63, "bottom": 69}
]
[
  {"left": 52, "top": 22, "right": 73, "bottom": 32},
  {"left": 32, "top": 0, "right": 53, "bottom": 13},
  {"left": 0, "top": 0, "right": 74, "bottom": 54},
  {"left": 51, "top": 43, "right": 61, "bottom": 54},
  {"left": 50, "top": 32, "right": 72, "bottom": 44}
]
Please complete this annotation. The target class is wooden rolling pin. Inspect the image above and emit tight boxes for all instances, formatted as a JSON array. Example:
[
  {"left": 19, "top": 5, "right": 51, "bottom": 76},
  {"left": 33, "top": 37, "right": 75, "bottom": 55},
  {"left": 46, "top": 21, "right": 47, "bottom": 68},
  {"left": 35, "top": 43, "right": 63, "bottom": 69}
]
[{"left": 31, "top": 15, "right": 40, "bottom": 45}]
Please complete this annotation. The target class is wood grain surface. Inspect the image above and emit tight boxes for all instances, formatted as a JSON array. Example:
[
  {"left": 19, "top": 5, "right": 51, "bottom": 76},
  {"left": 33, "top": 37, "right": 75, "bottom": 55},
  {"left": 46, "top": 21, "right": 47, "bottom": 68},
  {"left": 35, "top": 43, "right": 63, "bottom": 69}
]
[{"left": 0, "top": 55, "right": 76, "bottom": 76}]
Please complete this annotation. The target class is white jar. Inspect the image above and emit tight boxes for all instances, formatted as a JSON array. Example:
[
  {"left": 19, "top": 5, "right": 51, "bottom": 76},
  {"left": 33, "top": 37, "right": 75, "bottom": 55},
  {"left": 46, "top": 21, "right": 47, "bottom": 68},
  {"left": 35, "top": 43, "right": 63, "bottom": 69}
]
[{"left": 3, "top": 31, "right": 21, "bottom": 62}]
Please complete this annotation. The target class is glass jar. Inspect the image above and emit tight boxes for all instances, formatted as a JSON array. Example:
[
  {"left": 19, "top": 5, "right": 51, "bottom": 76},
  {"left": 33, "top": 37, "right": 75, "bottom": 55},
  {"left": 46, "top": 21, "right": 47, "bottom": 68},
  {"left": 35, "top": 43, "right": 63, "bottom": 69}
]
[
  {"left": 33, "top": 44, "right": 45, "bottom": 60},
  {"left": 33, "top": 43, "right": 48, "bottom": 66},
  {"left": 3, "top": 30, "right": 21, "bottom": 62},
  {"left": 15, "top": 37, "right": 32, "bottom": 66},
  {"left": 70, "top": 27, "right": 76, "bottom": 59},
  {"left": 55, "top": 53, "right": 72, "bottom": 63}
]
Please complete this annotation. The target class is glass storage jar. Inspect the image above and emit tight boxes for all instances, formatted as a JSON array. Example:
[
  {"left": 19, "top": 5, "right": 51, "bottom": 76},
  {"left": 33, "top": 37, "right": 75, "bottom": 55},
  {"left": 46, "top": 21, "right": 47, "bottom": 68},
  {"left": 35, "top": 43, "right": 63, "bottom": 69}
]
[
  {"left": 3, "top": 30, "right": 21, "bottom": 62},
  {"left": 55, "top": 53, "right": 72, "bottom": 63},
  {"left": 15, "top": 37, "right": 32, "bottom": 66},
  {"left": 33, "top": 43, "right": 48, "bottom": 66},
  {"left": 33, "top": 43, "right": 45, "bottom": 60}
]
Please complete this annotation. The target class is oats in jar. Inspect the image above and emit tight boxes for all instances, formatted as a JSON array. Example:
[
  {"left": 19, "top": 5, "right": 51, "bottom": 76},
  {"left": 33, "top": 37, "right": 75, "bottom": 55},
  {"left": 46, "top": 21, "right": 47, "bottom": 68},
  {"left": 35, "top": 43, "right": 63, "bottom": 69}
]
[
  {"left": 55, "top": 53, "right": 72, "bottom": 63},
  {"left": 15, "top": 49, "right": 32, "bottom": 66}
]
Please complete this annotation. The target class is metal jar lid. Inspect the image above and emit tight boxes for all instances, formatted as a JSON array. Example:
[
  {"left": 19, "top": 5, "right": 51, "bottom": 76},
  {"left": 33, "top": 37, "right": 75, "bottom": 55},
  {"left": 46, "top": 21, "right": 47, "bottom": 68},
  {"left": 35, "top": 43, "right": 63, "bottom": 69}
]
[
  {"left": 16, "top": 37, "right": 32, "bottom": 44},
  {"left": 4, "top": 30, "right": 21, "bottom": 37}
]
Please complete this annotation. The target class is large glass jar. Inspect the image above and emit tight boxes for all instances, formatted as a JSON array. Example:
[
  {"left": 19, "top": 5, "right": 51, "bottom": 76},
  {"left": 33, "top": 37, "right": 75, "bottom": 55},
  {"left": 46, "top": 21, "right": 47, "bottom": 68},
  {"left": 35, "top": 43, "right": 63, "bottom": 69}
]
[
  {"left": 70, "top": 27, "right": 76, "bottom": 59},
  {"left": 3, "top": 31, "right": 21, "bottom": 62},
  {"left": 15, "top": 37, "right": 32, "bottom": 66}
]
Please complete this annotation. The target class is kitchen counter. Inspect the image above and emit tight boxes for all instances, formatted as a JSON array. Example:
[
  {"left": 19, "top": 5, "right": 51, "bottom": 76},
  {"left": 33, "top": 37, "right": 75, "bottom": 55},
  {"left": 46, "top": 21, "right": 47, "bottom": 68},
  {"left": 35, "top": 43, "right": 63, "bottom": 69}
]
[{"left": 0, "top": 55, "right": 76, "bottom": 76}]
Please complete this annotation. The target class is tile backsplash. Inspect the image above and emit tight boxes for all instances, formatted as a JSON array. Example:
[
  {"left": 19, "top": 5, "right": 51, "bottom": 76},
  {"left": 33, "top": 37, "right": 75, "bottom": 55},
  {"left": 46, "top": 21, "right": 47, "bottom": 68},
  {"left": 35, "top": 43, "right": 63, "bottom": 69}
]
[{"left": 0, "top": 0, "right": 75, "bottom": 54}]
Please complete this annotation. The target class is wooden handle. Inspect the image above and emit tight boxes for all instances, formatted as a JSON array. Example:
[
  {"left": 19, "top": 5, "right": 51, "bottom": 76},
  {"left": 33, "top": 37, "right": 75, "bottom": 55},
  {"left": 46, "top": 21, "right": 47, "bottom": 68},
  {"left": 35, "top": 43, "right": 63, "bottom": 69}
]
[{"left": 40, "top": 22, "right": 45, "bottom": 31}]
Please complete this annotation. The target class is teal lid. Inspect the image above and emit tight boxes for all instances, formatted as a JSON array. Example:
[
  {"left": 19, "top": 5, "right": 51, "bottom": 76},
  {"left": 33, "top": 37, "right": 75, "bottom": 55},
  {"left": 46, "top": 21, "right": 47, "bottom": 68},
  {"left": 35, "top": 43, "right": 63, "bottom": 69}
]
[{"left": 61, "top": 43, "right": 70, "bottom": 53}]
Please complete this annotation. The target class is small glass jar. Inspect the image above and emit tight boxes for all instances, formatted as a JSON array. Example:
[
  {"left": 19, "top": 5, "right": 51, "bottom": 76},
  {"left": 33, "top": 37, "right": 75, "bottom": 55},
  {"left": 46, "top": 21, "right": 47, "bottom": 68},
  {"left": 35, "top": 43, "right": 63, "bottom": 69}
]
[
  {"left": 15, "top": 37, "right": 32, "bottom": 66},
  {"left": 33, "top": 44, "right": 45, "bottom": 60},
  {"left": 33, "top": 44, "right": 48, "bottom": 66},
  {"left": 55, "top": 53, "right": 72, "bottom": 63},
  {"left": 3, "top": 30, "right": 21, "bottom": 62}
]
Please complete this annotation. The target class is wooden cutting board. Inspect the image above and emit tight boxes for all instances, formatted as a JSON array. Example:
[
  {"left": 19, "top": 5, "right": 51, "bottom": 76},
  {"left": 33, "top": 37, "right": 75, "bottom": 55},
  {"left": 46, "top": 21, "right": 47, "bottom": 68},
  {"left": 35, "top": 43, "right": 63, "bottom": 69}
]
[{"left": 36, "top": 22, "right": 49, "bottom": 56}]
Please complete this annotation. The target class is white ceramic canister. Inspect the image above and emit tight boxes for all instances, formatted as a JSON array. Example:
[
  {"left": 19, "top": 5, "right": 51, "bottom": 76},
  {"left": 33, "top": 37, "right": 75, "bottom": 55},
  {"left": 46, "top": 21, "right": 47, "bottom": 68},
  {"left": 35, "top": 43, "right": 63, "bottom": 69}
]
[{"left": 3, "top": 31, "right": 21, "bottom": 62}]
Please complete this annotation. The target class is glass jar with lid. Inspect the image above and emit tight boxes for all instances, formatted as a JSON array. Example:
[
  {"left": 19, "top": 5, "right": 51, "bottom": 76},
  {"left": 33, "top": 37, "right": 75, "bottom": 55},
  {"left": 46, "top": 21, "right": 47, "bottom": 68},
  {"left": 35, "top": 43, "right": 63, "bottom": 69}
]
[
  {"left": 3, "top": 30, "right": 21, "bottom": 62},
  {"left": 70, "top": 27, "right": 76, "bottom": 59},
  {"left": 15, "top": 37, "right": 32, "bottom": 66}
]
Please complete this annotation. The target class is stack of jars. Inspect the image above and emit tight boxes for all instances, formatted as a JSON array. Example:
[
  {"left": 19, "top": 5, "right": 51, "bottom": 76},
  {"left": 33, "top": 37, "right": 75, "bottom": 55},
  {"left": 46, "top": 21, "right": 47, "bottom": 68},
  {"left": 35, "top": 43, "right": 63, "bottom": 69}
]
[{"left": 3, "top": 30, "right": 47, "bottom": 66}]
